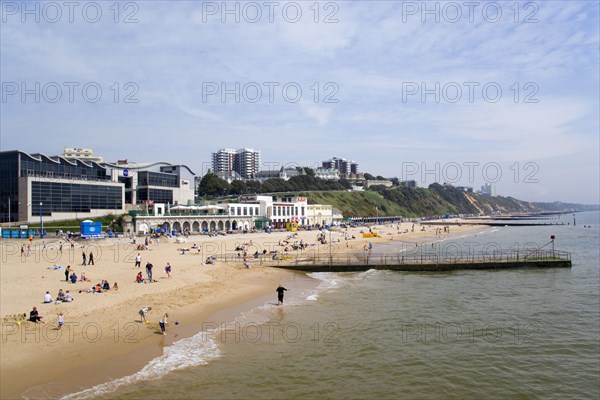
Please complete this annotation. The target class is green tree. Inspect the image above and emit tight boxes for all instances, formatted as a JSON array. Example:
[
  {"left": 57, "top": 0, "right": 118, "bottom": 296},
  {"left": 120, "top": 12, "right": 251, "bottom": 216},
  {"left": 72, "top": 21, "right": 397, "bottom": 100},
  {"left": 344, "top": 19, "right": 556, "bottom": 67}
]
[
  {"left": 303, "top": 167, "right": 315, "bottom": 177},
  {"left": 363, "top": 173, "right": 375, "bottom": 180},
  {"left": 339, "top": 178, "right": 352, "bottom": 189},
  {"left": 246, "top": 180, "right": 262, "bottom": 194},
  {"left": 230, "top": 180, "right": 248, "bottom": 195},
  {"left": 198, "top": 173, "right": 230, "bottom": 197},
  {"left": 261, "top": 179, "right": 291, "bottom": 193}
]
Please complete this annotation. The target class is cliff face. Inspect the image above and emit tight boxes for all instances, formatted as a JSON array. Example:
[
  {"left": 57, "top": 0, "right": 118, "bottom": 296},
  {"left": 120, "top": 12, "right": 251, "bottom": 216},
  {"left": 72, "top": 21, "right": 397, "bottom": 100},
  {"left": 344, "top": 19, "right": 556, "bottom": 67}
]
[{"left": 301, "top": 185, "right": 598, "bottom": 218}]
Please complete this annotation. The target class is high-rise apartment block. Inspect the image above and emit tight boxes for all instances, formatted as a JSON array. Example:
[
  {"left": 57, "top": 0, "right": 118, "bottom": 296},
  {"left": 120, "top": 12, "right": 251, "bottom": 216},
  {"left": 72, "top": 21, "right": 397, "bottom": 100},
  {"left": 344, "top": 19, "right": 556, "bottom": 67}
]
[
  {"left": 211, "top": 148, "right": 261, "bottom": 179},
  {"left": 322, "top": 157, "right": 359, "bottom": 176}
]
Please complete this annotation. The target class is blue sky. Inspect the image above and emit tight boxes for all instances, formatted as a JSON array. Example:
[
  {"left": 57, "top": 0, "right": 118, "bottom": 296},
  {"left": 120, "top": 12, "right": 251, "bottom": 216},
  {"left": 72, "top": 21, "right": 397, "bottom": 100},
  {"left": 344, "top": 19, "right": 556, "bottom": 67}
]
[{"left": 1, "top": 1, "right": 599, "bottom": 203}]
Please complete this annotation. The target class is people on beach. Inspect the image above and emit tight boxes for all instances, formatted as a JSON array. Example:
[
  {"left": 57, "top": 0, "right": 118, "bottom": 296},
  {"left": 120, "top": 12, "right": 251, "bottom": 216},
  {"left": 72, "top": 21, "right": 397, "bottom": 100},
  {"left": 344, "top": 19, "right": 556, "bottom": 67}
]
[
  {"left": 139, "top": 306, "right": 152, "bottom": 323},
  {"left": 57, "top": 289, "right": 66, "bottom": 302},
  {"left": 136, "top": 271, "right": 144, "bottom": 283},
  {"left": 65, "top": 265, "right": 71, "bottom": 282},
  {"left": 113, "top": 282, "right": 119, "bottom": 290},
  {"left": 81, "top": 272, "right": 89, "bottom": 282},
  {"left": 64, "top": 290, "right": 73, "bottom": 302},
  {"left": 88, "top": 251, "right": 94, "bottom": 265},
  {"left": 276, "top": 284, "right": 288, "bottom": 305},
  {"left": 70, "top": 271, "right": 78, "bottom": 284},
  {"left": 165, "top": 262, "right": 172, "bottom": 278},
  {"left": 159, "top": 313, "right": 168, "bottom": 335},
  {"left": 135, "top": 253, "right": 142, "bottom": 268},
  {"left": 146, "top": 262, "right": 154, "bottom": 282},
  {"left": 29, "top": 306, "right": 43, "bottom": 323},
  {"left": 58, "top": 312, "right": 64, "bottom": 330},
  {"left": 43, "top": 291, "right": 53, "bottom": 303},
  {"left": 82, "top": 250, "right": 87, "bottom": 266}
]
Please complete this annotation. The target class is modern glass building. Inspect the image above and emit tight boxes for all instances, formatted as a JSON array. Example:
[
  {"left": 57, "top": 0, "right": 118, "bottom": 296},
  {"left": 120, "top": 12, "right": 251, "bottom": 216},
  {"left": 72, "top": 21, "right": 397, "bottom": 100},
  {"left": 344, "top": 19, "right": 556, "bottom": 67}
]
[
  {"left": 104, "top": 162, "right": 196, "bottom": 206},
  {"left": 0, "top": 151, "right": 124, "bottom": 223},
  {"left": 1, "top": 151, "right": 197, "bottom": 224}
]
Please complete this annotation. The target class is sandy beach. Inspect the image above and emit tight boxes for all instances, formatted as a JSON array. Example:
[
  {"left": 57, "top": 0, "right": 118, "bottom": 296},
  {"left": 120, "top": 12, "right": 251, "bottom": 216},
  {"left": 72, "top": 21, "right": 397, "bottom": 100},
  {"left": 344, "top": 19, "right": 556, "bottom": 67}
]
[{"left": 0, "top": 221, "right": 482, "bottom": 399}]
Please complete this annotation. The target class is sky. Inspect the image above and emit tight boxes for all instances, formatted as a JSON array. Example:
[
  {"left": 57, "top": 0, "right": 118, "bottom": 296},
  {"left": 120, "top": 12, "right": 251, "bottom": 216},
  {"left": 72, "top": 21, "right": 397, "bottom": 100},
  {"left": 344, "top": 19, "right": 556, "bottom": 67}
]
[{"left": 1, "top": 0, "right": 599, "bottom": 204}]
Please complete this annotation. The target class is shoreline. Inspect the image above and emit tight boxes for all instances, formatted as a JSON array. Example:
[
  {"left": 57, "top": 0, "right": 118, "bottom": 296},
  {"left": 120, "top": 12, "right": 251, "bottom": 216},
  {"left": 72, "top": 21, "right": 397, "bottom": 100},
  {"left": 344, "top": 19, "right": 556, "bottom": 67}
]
[
  {"left": 32, "top": 271, "right": 319, "bottom": 400},
  {"left": 1, "top": 222, "right": 481, "bottom": 399},
  {"left": 3, "top": 267, "right": 303, "bottom": 400}
]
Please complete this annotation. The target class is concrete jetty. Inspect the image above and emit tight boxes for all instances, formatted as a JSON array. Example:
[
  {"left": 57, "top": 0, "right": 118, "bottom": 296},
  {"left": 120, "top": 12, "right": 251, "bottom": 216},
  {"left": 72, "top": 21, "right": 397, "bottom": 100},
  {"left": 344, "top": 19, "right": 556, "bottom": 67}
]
[{"left": 261, "top": 249, "right": 572, "bottom": 272}]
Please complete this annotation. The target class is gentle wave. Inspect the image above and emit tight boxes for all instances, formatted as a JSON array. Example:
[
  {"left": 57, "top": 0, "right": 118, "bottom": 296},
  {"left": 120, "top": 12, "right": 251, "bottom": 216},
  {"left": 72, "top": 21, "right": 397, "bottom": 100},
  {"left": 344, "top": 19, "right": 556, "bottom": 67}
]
[
  {"left": 60, "top": 332, "right": 220, "bottom": 400},
  {"left": 307, "top": 269, "right": 380, "bottom": 292},
  {"left": 60, "top": 276, "right": 326, "bottom": 399}
]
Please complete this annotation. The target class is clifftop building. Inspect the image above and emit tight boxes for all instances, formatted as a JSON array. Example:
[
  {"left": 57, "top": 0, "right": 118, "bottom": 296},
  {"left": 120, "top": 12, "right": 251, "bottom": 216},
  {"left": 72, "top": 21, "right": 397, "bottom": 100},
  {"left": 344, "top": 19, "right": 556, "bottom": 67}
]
[
  {"left": 480, "top": 183, "right": 496, "bottom": 197},
  {"left": 211, "top": 148, "right": 261, "bottom": 179},
  {"left": 322, "top": 157, "right": 359, "bottom": 177}
]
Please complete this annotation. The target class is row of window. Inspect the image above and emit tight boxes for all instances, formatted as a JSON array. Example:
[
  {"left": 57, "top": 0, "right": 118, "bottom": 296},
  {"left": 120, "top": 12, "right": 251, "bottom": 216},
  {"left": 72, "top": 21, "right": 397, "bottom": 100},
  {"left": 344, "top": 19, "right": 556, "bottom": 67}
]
[
  {"left": 138, "top": 171, "right": 179, "bottom": 188},
  {"left": 229, "top": 206, "right": 260, "bottom": 216},
  {"left": 31, "top": 182, "right": 123, "bottom": 215},
  {"left": 21, "top": 157, "right": 108, "bottom": 181},
  {"left": 272, "top": 206, "right": 305, "bottom": 217},
  {"left": 137, "top": 188, "right": 173, "bottom": 204}
]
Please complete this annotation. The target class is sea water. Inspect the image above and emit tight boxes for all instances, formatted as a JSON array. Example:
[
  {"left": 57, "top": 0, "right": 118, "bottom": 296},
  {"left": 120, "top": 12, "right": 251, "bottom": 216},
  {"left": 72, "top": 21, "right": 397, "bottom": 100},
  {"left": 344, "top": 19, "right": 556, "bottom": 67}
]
[{"left": 65, "top": 211, "right": 599, "bottom": 399}]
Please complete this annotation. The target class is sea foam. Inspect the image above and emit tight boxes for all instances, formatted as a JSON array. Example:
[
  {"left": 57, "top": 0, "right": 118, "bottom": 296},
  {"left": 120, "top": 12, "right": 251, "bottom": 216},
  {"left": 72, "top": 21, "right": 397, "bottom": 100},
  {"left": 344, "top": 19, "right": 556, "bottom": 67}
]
[{"left": 59, "top": 332, "right": 220, "bottom": 400}]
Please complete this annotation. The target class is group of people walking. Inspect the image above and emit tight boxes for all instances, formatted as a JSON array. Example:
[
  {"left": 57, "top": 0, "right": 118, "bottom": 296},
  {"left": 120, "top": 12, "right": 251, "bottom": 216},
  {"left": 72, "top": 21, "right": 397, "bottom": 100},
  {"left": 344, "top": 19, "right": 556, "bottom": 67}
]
[{"left": 81, "top": 250, "right": 94, "bottom": 266}]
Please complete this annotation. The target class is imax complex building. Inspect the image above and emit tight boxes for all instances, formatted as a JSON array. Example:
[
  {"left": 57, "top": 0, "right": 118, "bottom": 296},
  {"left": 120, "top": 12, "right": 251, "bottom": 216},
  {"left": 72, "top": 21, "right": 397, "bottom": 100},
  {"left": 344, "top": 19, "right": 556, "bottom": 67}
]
[{"left": 0, "top": 150, "right": 196, "bottom": 224}]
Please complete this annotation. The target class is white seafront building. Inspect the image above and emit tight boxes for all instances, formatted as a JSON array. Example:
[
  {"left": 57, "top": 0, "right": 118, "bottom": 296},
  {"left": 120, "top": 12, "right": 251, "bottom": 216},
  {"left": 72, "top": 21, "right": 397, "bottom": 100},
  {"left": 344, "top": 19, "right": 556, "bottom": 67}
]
[{"left": 131, "top": 194, "right": 344, "bottom": 234}]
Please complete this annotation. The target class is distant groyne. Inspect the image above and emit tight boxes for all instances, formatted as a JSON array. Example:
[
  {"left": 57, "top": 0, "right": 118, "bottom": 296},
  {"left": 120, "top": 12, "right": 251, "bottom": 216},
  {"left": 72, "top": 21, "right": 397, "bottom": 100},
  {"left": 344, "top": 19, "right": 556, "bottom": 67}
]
[{"left": 420, "top": 221, "right": 573, "bottom": 227}]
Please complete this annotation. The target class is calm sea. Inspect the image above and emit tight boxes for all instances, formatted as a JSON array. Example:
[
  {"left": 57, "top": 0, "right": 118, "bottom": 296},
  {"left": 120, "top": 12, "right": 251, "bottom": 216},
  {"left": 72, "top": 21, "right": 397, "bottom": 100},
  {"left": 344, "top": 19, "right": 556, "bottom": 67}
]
[{"left": 64, "top": 211, "right": 599, "bottom": 400}]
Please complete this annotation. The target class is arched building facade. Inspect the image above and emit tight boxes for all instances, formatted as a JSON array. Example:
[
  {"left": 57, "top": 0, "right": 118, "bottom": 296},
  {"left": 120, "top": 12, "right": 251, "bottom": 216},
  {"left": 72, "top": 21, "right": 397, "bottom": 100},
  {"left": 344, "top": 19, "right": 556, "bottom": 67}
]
[{"left": 133, "top": 215, "right": 256, "bottom": 234}]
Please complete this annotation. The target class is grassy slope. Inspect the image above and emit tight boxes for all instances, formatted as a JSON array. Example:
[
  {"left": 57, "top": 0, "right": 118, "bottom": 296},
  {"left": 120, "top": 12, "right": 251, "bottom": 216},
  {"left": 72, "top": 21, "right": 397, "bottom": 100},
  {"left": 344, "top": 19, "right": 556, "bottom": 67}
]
[
  {"left": 298, "top": 186, "right": 598, "bottom": 218},
  {"left": 299, "top": 188, "right": 459, "bottom": 218}
]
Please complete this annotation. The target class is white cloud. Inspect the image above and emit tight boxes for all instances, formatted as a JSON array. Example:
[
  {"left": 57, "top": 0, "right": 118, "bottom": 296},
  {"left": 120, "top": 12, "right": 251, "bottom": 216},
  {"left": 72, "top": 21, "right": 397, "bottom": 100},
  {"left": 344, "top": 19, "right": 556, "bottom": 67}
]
[{"left": 1, "top": 0, "right": 598, "bottom": 202}]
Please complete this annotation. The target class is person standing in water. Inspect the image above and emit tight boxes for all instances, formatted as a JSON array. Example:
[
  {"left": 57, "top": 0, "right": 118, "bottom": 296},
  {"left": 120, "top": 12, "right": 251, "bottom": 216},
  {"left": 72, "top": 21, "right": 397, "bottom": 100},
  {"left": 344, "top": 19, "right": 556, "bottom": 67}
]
[{"left": 276, "top": 284, "right": 288, "bottom": 305}]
